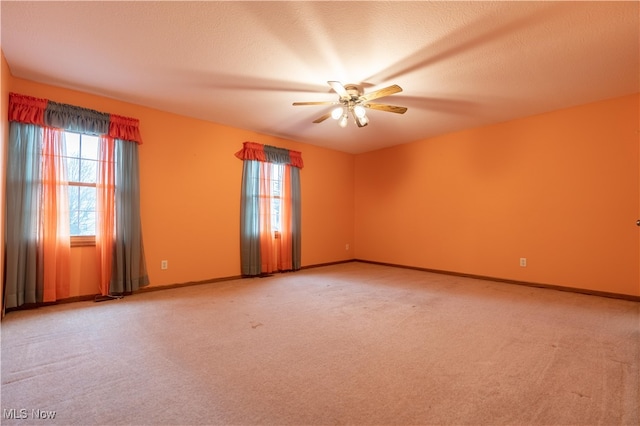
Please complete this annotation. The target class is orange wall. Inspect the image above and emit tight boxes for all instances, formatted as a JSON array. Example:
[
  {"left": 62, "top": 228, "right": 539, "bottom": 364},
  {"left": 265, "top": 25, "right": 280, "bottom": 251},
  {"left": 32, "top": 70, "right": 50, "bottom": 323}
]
[
  {"left": 3, "top": 61, "right": 638, "bottom": 299},
  {"left": 6, "top": 76, "right": 355, "bottom": 297},
  {"left": 1, "top": 51, "right": 10, "bottom": 312},
  {"left": 355, "top": 94, "right": 640, "bottom": 296}
]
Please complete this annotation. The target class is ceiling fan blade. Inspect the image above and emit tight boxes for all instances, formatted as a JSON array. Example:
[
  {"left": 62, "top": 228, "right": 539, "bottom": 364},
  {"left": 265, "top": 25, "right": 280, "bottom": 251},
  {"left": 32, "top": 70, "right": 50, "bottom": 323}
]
[
  {"left": 312, "top": 113, "right": 332, "bottom": 123},
  {"left": 365, "top": 103, "right": 408, "bottom": 114},
  {"left": 328, "top": 81, "right": 349, "bottom": 98},
  {"left": 293, "top": 101, "right": 338, "bottom": 106},
  {"left": 359, "top": 84, "right": 403, "bottom": 102}
]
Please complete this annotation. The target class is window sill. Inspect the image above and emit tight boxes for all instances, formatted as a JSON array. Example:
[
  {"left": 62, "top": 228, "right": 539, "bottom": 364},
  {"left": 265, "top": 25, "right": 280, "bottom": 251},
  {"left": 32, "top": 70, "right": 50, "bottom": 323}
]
[{"left": 71, "top": 236, "right": 96, "bottom": 247}]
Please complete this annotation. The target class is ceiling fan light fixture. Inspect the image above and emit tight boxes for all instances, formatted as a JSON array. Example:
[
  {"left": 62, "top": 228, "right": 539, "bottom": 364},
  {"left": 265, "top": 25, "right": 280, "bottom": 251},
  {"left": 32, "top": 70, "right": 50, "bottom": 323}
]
[
  {"left": 331, "top": 106, "right": 344, "bottom": 120},
  {"left": 353, "top": 104, "right": 366, "bottom": 118},
  {"left": 338, "top": 114, "right": 349, "bottom": 128}
]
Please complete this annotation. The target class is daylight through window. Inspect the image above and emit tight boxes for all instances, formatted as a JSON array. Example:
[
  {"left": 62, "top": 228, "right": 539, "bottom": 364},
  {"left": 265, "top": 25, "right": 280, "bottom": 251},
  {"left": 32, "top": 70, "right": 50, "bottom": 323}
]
[
  {"left": 63, "top": 131, "right": 98, "bottom": 237},
  {"left": 270, "top": 163, "right": 284, "bottom": 233}
]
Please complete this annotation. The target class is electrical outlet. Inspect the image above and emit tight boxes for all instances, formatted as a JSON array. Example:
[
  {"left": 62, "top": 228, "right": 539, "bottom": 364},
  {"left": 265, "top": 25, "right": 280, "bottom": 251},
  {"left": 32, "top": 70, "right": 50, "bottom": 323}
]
[
  {"left": 161, "top": 260, "right": 168, "bottom": 270},
  {"left": 519, "top": 258, "right": 527, "bottom": 267},
  {"left": 346, "top": 243, "right": 350, "bottom": 250}
]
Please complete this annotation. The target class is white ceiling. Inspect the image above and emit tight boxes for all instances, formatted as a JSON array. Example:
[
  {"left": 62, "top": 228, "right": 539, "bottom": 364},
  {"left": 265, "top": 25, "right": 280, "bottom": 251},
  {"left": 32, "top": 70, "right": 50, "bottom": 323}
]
[{"left": 2, "top": 1, "right": 638, "bottom": 154}]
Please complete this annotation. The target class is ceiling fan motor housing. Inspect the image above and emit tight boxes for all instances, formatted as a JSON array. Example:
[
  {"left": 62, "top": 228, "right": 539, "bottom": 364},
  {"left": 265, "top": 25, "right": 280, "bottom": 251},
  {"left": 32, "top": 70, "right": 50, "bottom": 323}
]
[{"left": 344, "top": 84, "right": 363, "bottom": 100}]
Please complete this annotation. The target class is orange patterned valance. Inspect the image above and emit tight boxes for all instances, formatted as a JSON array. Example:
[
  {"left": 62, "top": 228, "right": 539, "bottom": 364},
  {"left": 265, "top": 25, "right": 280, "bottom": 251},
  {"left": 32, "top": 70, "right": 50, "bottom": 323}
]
[
  {"left": 235, "top": 141, "right": 303, "bottom": 168},
  {"left": 8, "top": 93, "right": 47, "bottom": 125},
  {"left": 8, "top": 92, "right": 143, "bottom": 144},
  {"left": 109, "top": 114, "right": 143, "bottom": 144}
]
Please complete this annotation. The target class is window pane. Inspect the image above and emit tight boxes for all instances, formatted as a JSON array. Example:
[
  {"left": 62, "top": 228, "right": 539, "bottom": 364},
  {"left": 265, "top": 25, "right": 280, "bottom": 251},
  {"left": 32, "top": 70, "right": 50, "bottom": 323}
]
[
  {"left": 66, "top": 132, "right": 100, "bottom": 237},
  {"left": 81, "top": 135, "right": 99, "bottom": 160},
  {"left": 77, "top": 211, "right": 95, "bottom": 236},
  {"left": 78, "top": 186, "right": 96, "bottom": 210},
  {"left": 65, "top": 132, "right": 80, "bottom": 158},
  {"left": 79, "top": 159, "right": 97, "bottom": 183},
  {"left": 68, "top": 185, "right": 80, "bottom": 212},
  {"left": 270, "top": 164, "right": 284, "bottom": 232},
  {"left": 272, "top": 198, "right": 281, "bottom": 231},
  {"left": 69, "top": 185, "right": 96, "bottom": 236},
  {"left": 66, "top": 158, "right": 80, "bottom": 182},
  {"left": 271, "top": 164, "right": 283, "bottom": 196},
  {"left": 69, "top": 211, "right": 81, "bottom": 236}
]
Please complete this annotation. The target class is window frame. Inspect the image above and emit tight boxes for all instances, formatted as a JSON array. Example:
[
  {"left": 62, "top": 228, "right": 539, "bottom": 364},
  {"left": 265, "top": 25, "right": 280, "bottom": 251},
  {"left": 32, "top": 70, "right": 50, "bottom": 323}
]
[
  {"left": 269, "top": 163, "right": 284, "bottom": 235},
  {"left": 257, "top": 163, "right": 284, "bottom": 237},
  {"left": 64, "top": 131, "right": 99, "bottom": 246}
]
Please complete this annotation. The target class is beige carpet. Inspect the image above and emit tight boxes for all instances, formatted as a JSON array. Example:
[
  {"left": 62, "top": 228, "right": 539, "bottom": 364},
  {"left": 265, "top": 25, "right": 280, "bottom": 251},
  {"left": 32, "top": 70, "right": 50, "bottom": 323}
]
[{"left": 1, "top": 262, "right": 638, "bottom": 425}]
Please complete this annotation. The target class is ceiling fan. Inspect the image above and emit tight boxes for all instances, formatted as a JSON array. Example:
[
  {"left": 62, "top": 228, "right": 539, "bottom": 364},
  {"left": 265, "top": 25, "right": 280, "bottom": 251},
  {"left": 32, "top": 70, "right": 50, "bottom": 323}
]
[{"left": 293, "top": 81, "right": 407, "bottom": 128}]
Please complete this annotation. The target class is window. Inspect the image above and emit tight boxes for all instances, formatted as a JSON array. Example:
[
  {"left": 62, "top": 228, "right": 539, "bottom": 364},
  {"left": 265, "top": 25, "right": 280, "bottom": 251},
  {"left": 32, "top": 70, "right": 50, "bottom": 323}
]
[
  {"left": 6, "top": 92, "right": 149, "bottom": 307},
  {"left": 270, "top": 163, "right": 284, "bottom": 233},
  {"left": 63, "top": 131, "right": 98, "bottom": 243},
  {"left": 236, "top": 141, "right": 302, "bottom": 276},
  {"left": 259, "top": 163, "right": 284, "bottom": 235}
]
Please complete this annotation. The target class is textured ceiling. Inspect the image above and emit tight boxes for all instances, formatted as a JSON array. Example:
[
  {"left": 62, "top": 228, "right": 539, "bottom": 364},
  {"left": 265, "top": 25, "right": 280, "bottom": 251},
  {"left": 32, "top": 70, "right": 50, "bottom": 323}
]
[{"left": 2, "top": 1, "right": 638, "bottom": 154}]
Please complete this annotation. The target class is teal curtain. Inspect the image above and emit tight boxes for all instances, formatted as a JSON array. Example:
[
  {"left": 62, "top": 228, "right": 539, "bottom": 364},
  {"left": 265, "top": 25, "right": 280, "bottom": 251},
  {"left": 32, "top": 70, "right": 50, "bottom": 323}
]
[
  {"left": 44, "top": 101, "right": 110, "bottom": 135},
  {"left": 110, "top": 139, "right": 149, "bottom": 293},
  {"left": 264, "top": 145, "right": 290, "bottom": 163},
  {"left": 240, "top": 160, "right": 262, "bottom": 276},
  {"left": 4, "top": 123, "right": 44, "bottom": 308},
  {"left": 290, "top": 166, "right": 302, "bottom": 270}
]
